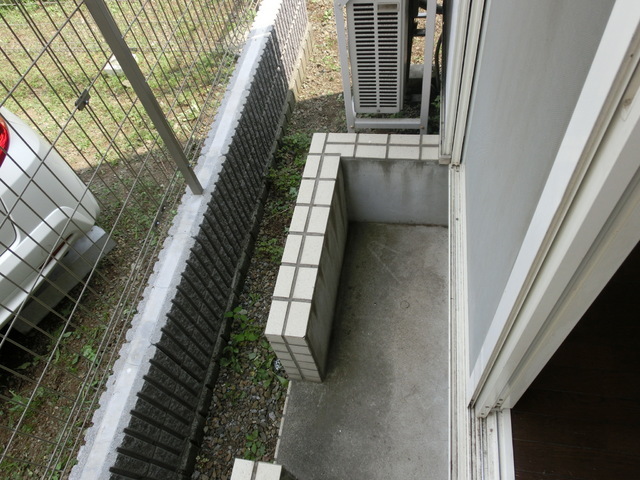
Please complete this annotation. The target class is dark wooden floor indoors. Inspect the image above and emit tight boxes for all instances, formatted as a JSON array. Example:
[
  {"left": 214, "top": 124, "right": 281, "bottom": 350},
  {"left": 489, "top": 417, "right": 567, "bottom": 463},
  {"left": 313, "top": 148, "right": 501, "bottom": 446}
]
[{"left": 511, "top": 242, "right": 640, "bottom": 480}]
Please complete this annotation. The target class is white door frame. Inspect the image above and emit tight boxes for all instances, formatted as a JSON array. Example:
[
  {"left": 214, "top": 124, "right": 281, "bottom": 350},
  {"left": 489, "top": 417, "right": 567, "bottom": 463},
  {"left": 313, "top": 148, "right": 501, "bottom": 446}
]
[
  {"left": 450, "top": 2, "right": 640, "bottom": 479},
  {"left": 440, "top": 0, "right": 486, "bottom": 162},
  {"left": 450, "top": 164, "right": 516, "bottom": 480},
  {"left": 465, "top": 0, "right": 640, "bottom": 416}
]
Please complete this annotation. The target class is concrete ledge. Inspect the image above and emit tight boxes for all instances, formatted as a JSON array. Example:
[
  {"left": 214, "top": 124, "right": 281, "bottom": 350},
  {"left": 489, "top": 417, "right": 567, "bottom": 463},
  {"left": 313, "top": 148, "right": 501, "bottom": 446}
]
[
  {"left": 230, "top": 459, "right": 297, "bottom": 480},
  {"left": 266, "top": 133, "right": 448, "bottom": 382},
  {"left": 71, "top": 0, "right": 310, "bottom": 478}
]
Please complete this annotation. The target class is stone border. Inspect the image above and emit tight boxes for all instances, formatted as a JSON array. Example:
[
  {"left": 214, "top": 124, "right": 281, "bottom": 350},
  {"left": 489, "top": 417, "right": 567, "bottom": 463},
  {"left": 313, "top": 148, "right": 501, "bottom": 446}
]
[{"left": 71, "top": 1, "right": 310, "bottom": 478}]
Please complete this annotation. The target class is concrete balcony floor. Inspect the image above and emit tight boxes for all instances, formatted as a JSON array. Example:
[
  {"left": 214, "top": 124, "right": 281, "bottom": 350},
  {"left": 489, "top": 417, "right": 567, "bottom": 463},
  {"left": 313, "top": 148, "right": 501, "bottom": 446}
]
[{"left": 275, "top": 222, "right": 449, "bottom": 479}]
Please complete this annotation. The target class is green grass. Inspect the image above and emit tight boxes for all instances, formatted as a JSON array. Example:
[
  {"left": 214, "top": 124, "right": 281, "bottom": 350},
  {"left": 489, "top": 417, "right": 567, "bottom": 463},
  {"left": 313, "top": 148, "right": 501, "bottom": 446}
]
[{"left": 266, "top": 133, "right": 310, "bottom": 218}]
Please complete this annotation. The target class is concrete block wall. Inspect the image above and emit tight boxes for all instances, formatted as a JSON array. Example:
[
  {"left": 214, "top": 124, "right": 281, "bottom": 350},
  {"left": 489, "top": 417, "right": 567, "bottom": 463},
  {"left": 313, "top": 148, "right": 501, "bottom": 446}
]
[
  {"left": 71, "top": 0, "right": 309, "bottom": 479},
  {"left": 265, "top": 149, "right": 348, "bottom": 382},
  {"left": 231, "top": 459, "right": 297, "bottom": 480},
  {"left": 265, "top": 133, "right": 448, "bottom": 382}
]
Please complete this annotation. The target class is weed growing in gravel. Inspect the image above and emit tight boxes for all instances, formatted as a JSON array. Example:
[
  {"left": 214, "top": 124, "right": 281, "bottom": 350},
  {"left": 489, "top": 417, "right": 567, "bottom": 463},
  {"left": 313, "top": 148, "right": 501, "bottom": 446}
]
[
  {"left": 244, "top": 428, "right": 267, "bottom": 460},
  {"left": 257, "top": 133, "right": 311, "bottom": 264},
  {"left": 256, "top": 238, "right": 284, "bottom": 263},
  {"left": 221, "top": 307, "right": 288, "bottom": 390},
  {"left": 267, "top": 133, "right": 310, "bottom": 218}
]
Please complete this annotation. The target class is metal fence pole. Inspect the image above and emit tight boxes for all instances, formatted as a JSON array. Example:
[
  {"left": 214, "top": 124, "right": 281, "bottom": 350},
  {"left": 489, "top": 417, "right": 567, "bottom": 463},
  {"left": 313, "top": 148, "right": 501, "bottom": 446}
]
[{"left": 84, "top": 0, "right": 204, "bottom": 195}]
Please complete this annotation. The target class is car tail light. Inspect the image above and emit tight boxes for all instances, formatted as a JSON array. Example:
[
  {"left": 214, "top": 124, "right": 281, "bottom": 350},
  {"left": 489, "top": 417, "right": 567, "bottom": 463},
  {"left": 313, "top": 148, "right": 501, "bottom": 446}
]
[{"left": 0, "top": 115, "right": 9, "bottom": 166}]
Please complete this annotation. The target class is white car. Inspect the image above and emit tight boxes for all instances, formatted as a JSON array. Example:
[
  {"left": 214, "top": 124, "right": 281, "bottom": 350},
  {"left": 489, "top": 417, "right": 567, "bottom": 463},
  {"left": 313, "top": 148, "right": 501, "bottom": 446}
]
[{"left": 0, "top": 107, "right": 99, "bottom": 327}]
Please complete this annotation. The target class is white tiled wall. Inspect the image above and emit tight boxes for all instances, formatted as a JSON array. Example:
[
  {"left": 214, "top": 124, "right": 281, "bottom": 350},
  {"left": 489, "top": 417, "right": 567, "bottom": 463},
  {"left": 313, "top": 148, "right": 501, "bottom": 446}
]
[
  {"left": 265, "top": 133, "right": 445, "bottom": 382},
  {"left": 230, "top": 459, "right": 293, "bottom": 480},
  {"left": 265, "top": 148, "right": 348, "bottom": 381}
]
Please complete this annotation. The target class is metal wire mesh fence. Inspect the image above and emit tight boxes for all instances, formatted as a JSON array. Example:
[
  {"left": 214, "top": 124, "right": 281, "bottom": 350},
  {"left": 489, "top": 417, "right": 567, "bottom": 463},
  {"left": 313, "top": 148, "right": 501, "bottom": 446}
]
[{"left": 0, "top": 0, "right": 259, "bottom": 477}]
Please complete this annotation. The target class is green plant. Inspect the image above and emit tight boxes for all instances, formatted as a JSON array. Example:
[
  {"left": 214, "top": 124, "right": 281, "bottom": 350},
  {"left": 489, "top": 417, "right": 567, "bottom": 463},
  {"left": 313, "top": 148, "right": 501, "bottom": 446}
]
[
  {"left": 321, "top": 54, "right": 340, "bottom": 72},
  {"left": 250, "top": 340, "right": 288, "bottom": 389},
  {"left": 276, "top": 133, "right": 311, "bottom": 164},
  {"left": 4, "top": 387, "right": 46, "bottom": 429},
  {"left": 244, "top": 428, "right": 266, "bottom": 460},
  {"left": 74, "top": 344, "right": 97, "bottom": 365},
  {"left": 219, "top": 307, "right": 289, "bottom": 389},
  {"left": 256, "top": 237, "right": 284, "bottom": 263},
  {"left": 220, "top": 307, "right": 261, "bottom": 372},
  {"left": 0, "top": 460, "right": 32, "bottom": 480},
  {"left": 267, "top": 133, "right": 310, "bottom": 218},
  {"left": 248, "top": 292, "right": 261, "bottom": 305},
  {"left": 228, "top": 307, "right": 261, "bottom": 343}
]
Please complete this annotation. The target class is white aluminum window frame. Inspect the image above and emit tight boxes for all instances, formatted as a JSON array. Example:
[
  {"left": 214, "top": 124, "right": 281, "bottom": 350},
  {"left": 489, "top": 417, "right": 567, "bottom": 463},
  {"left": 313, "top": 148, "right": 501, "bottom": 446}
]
[
  {"left": 449, "top": 1, "right": 640, "bottom": 479},
  {"left": 468, "top": 0, "right": 640, "bottom": 415}
]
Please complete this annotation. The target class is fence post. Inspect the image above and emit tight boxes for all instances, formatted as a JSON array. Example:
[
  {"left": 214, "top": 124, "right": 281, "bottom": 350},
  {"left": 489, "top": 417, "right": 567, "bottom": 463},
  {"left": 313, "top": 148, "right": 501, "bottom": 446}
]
[{"left": 84, "top": 0, "right": 204, "bottom": 195}]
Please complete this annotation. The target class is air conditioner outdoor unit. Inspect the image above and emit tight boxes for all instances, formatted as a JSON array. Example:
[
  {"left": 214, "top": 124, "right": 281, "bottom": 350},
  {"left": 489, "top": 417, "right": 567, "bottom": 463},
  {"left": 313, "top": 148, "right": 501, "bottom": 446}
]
[
  {"left": 347, "top": 1, "right": 408, "bottom": 114},
  {"left": 335, "top": 0, "right": 438, "bottom": 132}
]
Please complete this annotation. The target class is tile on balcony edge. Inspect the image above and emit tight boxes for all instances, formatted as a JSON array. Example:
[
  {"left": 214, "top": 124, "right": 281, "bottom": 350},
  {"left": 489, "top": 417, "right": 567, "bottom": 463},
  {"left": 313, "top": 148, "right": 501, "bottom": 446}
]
[
  {"left": 389, "top": 134, "right": 421, "bottom": 145},
  {"left": 293, "top": 266, "right": 318, "bottom": 300},
  {"left": 309, "top": 133, "right": 327, "bottom": 154},
  {"left": 270, "top": 343, "right": 291, "bottom": 355},
  {"left": 327, "top": 133, "right": 357, "bottom": 143},
  {"left": 281, "top": 234, "right": 303, "bottom": 264},
  {"left": 230, "top": 459, "right": 254, "bottom": 480},
  {"left": 302, "top": 154, "right": 321, "bottom": 178},
  {"left": 265, "top": 300, "right": 289, "bottom": 337},
  {"left": 267, "top": 337, "right": 287, "bottom": 349},
  {"left": 300, "top": 235, "right": 324, "bottom": 266},
  {"left": 358, "top": 133, "right": 388, "bottom": 144},
  {"left": 355, "top": 144, "right": 387, "bottom": 159},
  {"left": 307, "top": 206, "right": 331, "bottom": 234},
  {"left": 324, "top": 143, "right": 355, "bottom": 157},
  {"left": 255, "top": 462, "right": 283, "bottom": 480},
  {"left": 271, "top": 350, "right": 293, "bottom": 363},
  {"left": 284, "top": 301, "right": 311, "bottom": 339},
  {"left": 421, "top": 145, "right": 439, "bottom": 160},
  {"left": 288, "top": 344, "right": 312, "bottom": 355},
  {"left": 293, "top": 355, "right": 316, "bottom": 366},
  {"left": 284, "top": 335, "right": 309, "bottom": 347},
  {"left": 422, "top": 133, "right": 439, "bottom": 146},
  {"left": 273, "top": 265, "right": 296, "bottom": 298},
  {"left": 278, "top": 357, "right": 298, "bottom": 369},
  {"left": 264, "top": 338, "right": 289, "bottom": 353},
  {"left": 296, "top": 363, "right": 318, "bottom": 375},
  {"left": 320, "top": 154, "right": 340, "bottom": 179},
  {"left": 313, "top": 180, "right": 335, "bottom": 206},
  {"left": 289, "top": 206, "right": 309, "bottom": 233},
  {"left": 297, "top": 178, "right": 315, "bottom": 204},
  {"left": 279, "top": 359, "right": 299, "bottom": 371},
  {"left": 388, "top": 145, "right": 420, "bottom": 160}
]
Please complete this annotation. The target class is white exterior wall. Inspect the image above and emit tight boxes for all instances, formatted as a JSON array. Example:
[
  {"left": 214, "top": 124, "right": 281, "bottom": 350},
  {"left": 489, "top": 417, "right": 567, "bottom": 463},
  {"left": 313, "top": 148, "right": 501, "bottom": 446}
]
[{"left": 463, "top": 0, "right": 615, "bottom": 370}]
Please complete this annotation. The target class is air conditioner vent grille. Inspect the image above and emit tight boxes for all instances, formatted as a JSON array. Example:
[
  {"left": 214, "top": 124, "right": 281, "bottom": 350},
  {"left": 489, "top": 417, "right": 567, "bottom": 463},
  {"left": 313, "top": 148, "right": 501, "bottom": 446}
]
[{"left": 347, "top": 0, "right": 406, "bottom": 113}]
